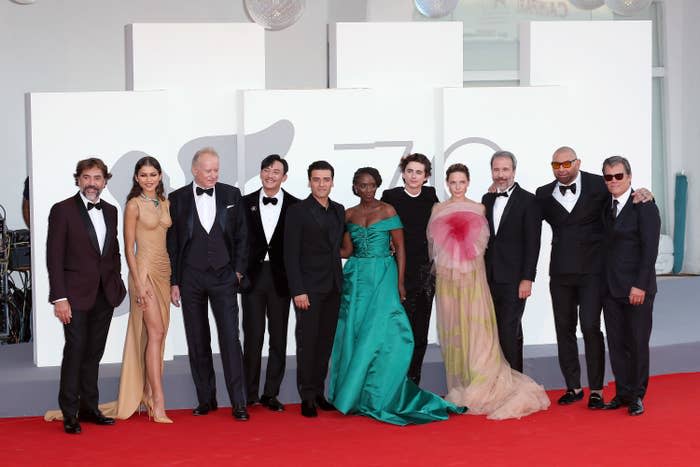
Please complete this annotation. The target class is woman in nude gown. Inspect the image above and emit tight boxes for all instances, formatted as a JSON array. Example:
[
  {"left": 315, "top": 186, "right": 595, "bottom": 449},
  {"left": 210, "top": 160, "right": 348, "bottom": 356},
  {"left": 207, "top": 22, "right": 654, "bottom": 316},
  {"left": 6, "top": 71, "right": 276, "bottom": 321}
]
[
  {"left": 428, "top": 163, "right": 550, "bottom": 420},
  {"left": 102, "top": 156, "right": 173, "bottom": 422}
]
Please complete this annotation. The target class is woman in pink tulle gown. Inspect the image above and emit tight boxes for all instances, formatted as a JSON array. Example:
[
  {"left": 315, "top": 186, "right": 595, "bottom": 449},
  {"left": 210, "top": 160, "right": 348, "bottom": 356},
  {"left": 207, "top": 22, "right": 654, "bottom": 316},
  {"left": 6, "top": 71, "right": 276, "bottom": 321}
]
[{"left": 428, "top": 163, "right": 550, "bottom": 420}]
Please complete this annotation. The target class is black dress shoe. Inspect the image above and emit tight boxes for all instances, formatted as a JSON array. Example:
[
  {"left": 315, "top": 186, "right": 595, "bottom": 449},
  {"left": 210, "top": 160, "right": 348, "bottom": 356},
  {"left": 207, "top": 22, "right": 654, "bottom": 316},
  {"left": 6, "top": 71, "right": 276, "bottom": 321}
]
[
  {"left": 301, "top": 400, "right": 318, "bottom": 418},
  {"left": 260, "top": 395, "right": 285, "bottom": 412},
  {"left": 557, "top": 389, "right": 584, "bottom": 405},
  {"left": 192, "top": 403, "right": 217, "bottom": 416},
  {"left": 587, "top": 393, "right": 605, "bottom": 410},
  {"left": 233, "top": 405, "right": 250, "bottom": 421},
  {"left": 628, "top": 398, "right": 644, "bottom": 416},
  {"left": 315, "top": 395, "right": 336, "bottom": 411},
  {"left": 604, "top": 396, "right": 627, "bottom": 410},
  {"left": 247, "top": 397, "right": 260, "bottom": 407},
  {"left": 78, "top": 410, "right": 115, "bottom": 425},
  {"left": 63, "top": 417, "right": 81, "bottom": 434}
]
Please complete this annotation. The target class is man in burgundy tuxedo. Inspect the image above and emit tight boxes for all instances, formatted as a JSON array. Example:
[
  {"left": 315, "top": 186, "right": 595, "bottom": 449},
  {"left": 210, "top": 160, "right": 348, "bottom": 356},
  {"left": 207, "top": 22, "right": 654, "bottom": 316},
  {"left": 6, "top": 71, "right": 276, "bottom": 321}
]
[{"left": 47, "top": 158, "right": 126, "bottom": 434}]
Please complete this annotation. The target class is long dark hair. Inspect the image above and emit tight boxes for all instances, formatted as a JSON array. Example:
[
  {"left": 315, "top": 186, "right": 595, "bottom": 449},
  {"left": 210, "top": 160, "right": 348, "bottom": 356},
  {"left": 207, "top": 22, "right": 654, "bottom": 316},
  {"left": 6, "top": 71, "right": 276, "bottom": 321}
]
[{"left": 126, "top": 156, "right": 166, "bottom": 201}]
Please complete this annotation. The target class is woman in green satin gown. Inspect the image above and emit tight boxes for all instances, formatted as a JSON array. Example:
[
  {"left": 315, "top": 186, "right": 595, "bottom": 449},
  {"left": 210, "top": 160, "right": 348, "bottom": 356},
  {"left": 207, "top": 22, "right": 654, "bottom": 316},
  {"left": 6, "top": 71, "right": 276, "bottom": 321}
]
[{"left": 328, "top": 167, "right": 465, "bottom": 426}]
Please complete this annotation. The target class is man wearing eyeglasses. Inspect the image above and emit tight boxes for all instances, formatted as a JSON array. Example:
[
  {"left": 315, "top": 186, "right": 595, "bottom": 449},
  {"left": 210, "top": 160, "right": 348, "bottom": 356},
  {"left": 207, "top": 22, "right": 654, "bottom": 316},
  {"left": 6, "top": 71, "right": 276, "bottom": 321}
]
[
  {"left": 600, "top": 156, "right": 660, "bottom": 416},
  {"left": 535, "top": 146, "right": 652, "bottom": 410}
]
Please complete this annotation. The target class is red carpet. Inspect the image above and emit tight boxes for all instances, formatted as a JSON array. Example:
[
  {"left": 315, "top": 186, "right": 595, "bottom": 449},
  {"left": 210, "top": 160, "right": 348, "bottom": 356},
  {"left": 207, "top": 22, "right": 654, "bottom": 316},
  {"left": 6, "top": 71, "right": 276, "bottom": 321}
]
[{"left": 3, "top": 372, "right": 699, "bottom": 466}]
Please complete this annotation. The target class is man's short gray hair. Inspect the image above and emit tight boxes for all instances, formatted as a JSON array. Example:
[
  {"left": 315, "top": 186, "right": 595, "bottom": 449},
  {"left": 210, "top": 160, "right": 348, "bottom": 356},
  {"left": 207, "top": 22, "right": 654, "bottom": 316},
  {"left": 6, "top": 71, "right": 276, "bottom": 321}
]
[
  {"left": 192, "top": 147, "right": 219, "bottom": 167},
  {"left": 490, "top": 150, "right": 517, "bottom": 170}
]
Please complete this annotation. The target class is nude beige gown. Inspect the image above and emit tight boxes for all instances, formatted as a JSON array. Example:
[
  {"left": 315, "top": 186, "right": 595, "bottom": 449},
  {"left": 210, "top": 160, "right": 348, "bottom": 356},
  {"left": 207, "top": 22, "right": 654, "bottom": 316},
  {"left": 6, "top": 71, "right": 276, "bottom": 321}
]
[{"left": 44, "top": 196, "right": 172, "bottom": 421}]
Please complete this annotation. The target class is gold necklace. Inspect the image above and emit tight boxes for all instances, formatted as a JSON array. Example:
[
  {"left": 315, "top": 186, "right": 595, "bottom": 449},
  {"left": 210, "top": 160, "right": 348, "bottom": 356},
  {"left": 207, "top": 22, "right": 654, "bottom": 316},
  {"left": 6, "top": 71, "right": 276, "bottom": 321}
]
[{"left": 140, "top": 193, "right": 160, "bottom": 207}]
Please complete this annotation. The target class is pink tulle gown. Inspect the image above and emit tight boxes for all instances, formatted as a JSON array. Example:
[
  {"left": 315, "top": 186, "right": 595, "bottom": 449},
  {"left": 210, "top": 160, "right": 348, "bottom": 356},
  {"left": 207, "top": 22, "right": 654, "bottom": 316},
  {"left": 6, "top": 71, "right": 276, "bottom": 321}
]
[{"left": 428, "top": 201, "right": 550, "bottom": 420}]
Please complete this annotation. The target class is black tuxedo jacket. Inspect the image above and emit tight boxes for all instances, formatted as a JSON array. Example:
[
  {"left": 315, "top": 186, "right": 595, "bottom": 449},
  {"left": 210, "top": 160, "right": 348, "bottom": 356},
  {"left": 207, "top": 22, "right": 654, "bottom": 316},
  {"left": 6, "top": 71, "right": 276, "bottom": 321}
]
[
  {"left": 602, "top": 192, "right": 660, "bottom": 298},
  {"left": 482, "top": 183, "right": 541, "bottom": 284},
  {"left": 536, "top": 171, "right": 608, "bottom": 276},
  {"left": 167, "top": 182, "right": 249, "bottom": 286},
  {"left": 283, "top": 195, "right": 345, "bottom": 296},
  {"left": 46, "top": 193, "right": 126, "bottom": 310},
  {"left": 242, "top": 188, "right": 300, "bottom": 296}
]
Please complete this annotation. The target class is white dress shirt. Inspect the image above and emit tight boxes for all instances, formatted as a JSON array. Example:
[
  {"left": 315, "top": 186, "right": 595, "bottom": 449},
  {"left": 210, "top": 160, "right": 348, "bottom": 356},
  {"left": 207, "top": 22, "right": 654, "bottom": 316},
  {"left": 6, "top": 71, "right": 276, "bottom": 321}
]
[
  {"left": 553, "top": 171, "right": 582, "bottom": 213},
  {"left": 612, "top": 186, "right": 632, "bottom": 218},
  {"left": 193, "top": 183, "right": 216, "bottom": 233},
  {"left": 80, "top": 192, "right": 106, "bottom": 253},
  {"left": 260, "top": 189, "right": 284, "bottom": 260},
  {"left": 493, "top": 183, "right": 516, "bottom": 235}
]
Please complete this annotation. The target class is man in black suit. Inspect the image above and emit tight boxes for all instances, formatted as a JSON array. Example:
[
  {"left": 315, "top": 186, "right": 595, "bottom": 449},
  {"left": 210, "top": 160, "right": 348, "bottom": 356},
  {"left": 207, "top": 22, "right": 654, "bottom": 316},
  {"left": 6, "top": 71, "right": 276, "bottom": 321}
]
[
  {"left": 600, "top": 156, "right": 660, "bottom": 416},
  {"left": 47, "top": 158, "right": 127, "bottom": 434},
  {"left": 167, "top": 147, "right": 250, "bottom": 421},
  {"left": 482, "top": 151, "right": 541, "bottom": 373},
  {"left": 536, "top": 146, "right": 652, "bottom": 409},
  {"left": 284, "top": 160, "right": 345, "bottom": 418},
  {"left": 381, "top": 153, "right": 439, "bottom": 385},
  {"left": 241, "top": 154, "right": 300, "bottom": 411}
]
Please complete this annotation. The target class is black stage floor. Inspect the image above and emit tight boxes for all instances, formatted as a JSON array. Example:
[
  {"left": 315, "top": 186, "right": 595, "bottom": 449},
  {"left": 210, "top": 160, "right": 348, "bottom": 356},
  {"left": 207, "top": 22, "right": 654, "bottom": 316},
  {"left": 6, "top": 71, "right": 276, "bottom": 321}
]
[{"left": 2, "top": 276, "right": 698, "bottom": 417}]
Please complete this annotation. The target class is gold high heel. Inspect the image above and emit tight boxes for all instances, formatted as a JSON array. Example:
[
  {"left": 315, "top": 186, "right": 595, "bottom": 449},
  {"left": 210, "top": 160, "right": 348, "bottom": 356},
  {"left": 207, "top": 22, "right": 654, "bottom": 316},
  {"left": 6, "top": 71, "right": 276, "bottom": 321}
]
[{"left": 145, "top": 397, "right": 173, "bottom": 424}]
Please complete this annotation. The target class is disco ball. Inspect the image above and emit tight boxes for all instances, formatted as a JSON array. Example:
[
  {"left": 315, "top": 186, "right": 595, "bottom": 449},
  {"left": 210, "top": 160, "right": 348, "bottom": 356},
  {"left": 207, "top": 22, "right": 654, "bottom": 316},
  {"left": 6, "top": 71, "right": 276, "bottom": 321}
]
[
  {"left": 414, "top": 0, "right": 459, "bottom": 19},
  {"left": 568, "top": 0, "right": 605, "bottom": 10},
  {"left": 244, "top": 0, "right": 306, "bottom": 31},
  {"left": 605, "top": 0, "right": 653, "bottom": 16}
]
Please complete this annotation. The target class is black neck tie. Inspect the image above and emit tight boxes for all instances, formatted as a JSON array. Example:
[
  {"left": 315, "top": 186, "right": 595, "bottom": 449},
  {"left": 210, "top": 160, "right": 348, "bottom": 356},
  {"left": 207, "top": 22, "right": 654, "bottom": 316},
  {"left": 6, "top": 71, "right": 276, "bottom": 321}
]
[
  {"left": 495, "top": 191, "right": 508, "bottom": 198},
  {"left": 87, "top": 201, "right": 102, "bottom": 211},
  {"left": 196, "top": 187, "right": 214, "bottom": 197},
  {"left": 262, "top": 196, "right": 278, "bottom": 206},
  {"left": 559, "top": 183, "right": 577, "bottom": 196},
  {"left": 611, "top": 199, "right": 619, "bottom": 220}
]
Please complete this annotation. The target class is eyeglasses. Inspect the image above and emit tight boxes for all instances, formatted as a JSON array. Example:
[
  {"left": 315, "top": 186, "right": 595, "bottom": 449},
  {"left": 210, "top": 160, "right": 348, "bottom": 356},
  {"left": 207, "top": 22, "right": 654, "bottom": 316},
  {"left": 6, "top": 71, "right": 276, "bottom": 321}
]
[
  {"left": 603, "top": 173, "right": 625, "bottom": 182},
  {"left": 551, "top": 159, "right": 577, "bottom": 170}
]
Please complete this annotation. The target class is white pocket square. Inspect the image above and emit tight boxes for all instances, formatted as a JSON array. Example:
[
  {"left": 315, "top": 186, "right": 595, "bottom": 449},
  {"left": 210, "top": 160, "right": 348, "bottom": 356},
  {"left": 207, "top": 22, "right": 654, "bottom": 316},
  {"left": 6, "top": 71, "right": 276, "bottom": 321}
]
[{"left": 226, "top": 204, "right": 236, "bottom": 209}]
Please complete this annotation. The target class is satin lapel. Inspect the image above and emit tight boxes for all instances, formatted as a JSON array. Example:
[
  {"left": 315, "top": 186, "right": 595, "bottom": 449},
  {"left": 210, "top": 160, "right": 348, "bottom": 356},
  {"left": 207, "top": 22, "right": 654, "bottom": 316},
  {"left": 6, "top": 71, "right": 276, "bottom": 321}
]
[
  {"left": 567, "top": 176, "right": 587, "bottom": 220},
  {"left": 307, "top": 196, "right": 324, "bottom": 231},
  {"left": 545, "top": 180, "right": 570, "bottom": 219},
  {"left": 101, "top": 202, "right": 116, "bottom": 257},
  {"left": 484, "top": 194, "right": 496, "bottom": 236},
  {"left": 250, "top": 189, "right": 266, "bottom": 240},
  {"left": 498, "top": 184, "right": 519, "bottom": 236},
  {"left": 216, "top": 183, "right": 228, "bottom": 232},
  {"left": 73, "top": 193, "right": 100, "bottom": 254},
  {"left": 184, "top": 184, "right": 195, "bottom": 240},
  {"left": 269, "top": 190, "right": 287, "bottom": 243}
]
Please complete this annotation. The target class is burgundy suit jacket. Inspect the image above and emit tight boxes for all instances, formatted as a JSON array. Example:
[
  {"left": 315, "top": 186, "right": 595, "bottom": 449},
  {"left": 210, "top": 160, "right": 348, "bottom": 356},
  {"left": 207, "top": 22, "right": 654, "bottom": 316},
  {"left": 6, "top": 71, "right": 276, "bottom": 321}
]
[{"left": 46, "top": 192, "right": 126, "bottom": 310}]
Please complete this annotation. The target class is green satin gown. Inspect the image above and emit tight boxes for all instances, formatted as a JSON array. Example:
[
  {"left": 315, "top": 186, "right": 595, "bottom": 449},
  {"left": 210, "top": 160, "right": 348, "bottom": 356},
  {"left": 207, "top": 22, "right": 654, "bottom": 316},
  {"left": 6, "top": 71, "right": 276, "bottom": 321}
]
[{"left": 328, "top": 215, "right": 465, "bottom": 425}]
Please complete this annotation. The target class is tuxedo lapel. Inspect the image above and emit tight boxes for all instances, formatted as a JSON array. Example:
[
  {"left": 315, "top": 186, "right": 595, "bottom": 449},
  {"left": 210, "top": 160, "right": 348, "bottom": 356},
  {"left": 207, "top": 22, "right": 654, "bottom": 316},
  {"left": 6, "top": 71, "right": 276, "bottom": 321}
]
[
  {"left": 484, "top": 194, "right": 496, "bottom": 236},
  {"left": 307, "top": 196, "right": 324, "bottom": 231},
  {"left": 615, "top": 193, "right": 634, "bottom": 226},
  {"left": 498, "top": 183, "right": 520, "bottom": 235},
  {"left": 249, "top": 189, "right": 266, "bottom": 241},
  {"left": 73, "top": 193, "right": 100, "bottom": 255},
  {"left": 183, "top": 183, "right": 195, "bottom": 240},
  {"left": 215, "top": 183, "right": 228, "bottom": 232},
  {"left": 101, "top": 202, "right": 116, "bottom": 257},
  {"left": 269, "top": 190, "right": 288, "bottom": 244}
]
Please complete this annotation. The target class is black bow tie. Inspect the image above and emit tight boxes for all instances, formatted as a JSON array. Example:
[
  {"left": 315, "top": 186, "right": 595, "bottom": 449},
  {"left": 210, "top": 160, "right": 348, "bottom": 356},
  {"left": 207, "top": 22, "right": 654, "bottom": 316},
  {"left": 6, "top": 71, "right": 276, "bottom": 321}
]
[
  {"left": 262, "top": 196, "right": 278, "bottom": 206},
  {"left": 559, "top": 183, "right": 577, "bottom": 196},
  {"left": 87, "top": 202, "right": 102, "bottom": 211},
  {"left": 495, "top": 191, "right": 509, "bottom": 198},
  {"left": 196, "top": 187, "right": 214, "bottom": 197}
]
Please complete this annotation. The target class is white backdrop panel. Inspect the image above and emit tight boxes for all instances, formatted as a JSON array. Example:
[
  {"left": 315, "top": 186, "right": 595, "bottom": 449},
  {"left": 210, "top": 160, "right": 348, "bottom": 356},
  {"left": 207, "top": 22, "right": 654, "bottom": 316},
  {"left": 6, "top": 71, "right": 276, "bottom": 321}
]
[
  {"left": 442, "top": 86, "right": 570, "bottom": 346},
  {"left": 521, "top": 21, "right": 652, "bottom": 185},
  {"left": 126, "top": 23, "right": 265, "bottom": 91},
  {"left": 330, "top": 22, "right": 463, "bottom": 89},
  {"left": 29, "top": 91, "right": 169, "bottom": 367}
]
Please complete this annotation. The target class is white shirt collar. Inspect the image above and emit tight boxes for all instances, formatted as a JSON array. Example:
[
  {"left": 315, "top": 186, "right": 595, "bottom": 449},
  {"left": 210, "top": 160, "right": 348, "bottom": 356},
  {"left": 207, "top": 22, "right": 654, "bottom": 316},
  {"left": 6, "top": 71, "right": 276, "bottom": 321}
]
[
  {"left": 193, "top": 182, "right": 215, "bottom": 196},
  {"left": 497, "top": 183, "right": 516, "bottom": 195},
  {"left": 557, "top": 171, "right": 581, "bottom": 189},
  {"left": 260, "top": 189, "right": 283, "bottom": 202},
  {"left": 403, "top": 187, "right": 422, "bottom": 198},
  {"left": 79, "top": 191, "right": 101, "bottom": 207},
  {"left": 613, "top": 186, "right": 632, "bottom": 207}
]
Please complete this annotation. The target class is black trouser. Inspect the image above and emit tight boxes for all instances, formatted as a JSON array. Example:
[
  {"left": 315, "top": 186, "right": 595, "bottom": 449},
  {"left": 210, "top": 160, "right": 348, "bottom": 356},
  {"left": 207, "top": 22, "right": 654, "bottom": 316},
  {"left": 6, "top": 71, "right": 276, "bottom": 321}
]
[
  {"left": 603, "top": 294, "right": 654, "bottom": 402},
  {"left": 242, "top": 262, "right": 291, "bottom": 401},
  {"left": 550, "top": 273, "right": 605, "bottom": 391},
  {"left": 59, "top": 286, "right": 113, "bottom": 419},
  {"left": 294, "top": 290, "right": 340, "bottom": 402},
  {"left": 403, "top": 271, "right": 435, "bottom": 384},
  {"left": 489, "top": 281, "right": 526, "bottom": 373},
  {"left": 181, "top": 266, "right": 246, "bottom": 407}
]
